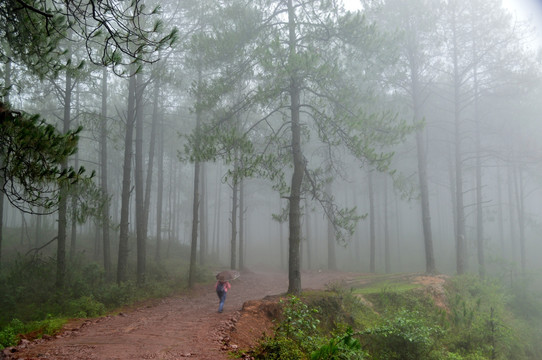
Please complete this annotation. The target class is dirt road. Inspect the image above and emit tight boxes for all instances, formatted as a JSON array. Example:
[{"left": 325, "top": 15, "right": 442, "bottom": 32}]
[{"left": 4, "top": 270, "right": 354, "bottom": 360}]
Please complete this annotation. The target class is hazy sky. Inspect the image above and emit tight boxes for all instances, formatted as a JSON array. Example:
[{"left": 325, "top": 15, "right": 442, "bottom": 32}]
[{"left": 343, "top": 0, "right": 542, "bottom": 47}]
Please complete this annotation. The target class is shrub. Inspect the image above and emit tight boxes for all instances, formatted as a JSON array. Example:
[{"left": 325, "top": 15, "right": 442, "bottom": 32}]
[
  {"left": 311, "top": 327, "right": 366, "bottom": 360},
  {"left": 0, "top": 319, "right": 24, "bottom": 348},
  {"left": 361, "top": 309, "right": 442, "bottom": 360},
  {"left": 252, "top": 295, "right": 322, "bottom": 359},
  {"left": 66, "top": 296, "right": 106, "bottom": 318}
]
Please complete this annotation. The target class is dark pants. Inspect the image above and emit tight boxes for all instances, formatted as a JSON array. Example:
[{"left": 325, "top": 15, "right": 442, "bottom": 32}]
[{"left": 217, "top": 290, "right": 227, "bottom": 312}]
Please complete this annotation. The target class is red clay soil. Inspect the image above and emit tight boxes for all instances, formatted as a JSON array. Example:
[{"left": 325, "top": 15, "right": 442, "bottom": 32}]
[{"left": 2, "top": 270, "right": 357, "bottom": 360}]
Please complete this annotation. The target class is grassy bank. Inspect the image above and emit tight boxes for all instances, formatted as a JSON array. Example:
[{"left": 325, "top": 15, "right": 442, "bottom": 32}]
[{"left": 247, "top": 273, "right": 542, "bottom": 360}]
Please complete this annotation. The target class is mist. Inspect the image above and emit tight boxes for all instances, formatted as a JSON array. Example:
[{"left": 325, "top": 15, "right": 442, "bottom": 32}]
[{"left": 1, "top": 0, "right": 542, "bottom": 293}]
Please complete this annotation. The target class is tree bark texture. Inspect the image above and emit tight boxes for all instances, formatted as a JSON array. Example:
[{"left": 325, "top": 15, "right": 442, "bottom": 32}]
[
  {"left": 117, "top": 74, "right": 136, "bottom": 284},
  {"left": 286, "top": 0, "right": 303, "bottom": 295}
]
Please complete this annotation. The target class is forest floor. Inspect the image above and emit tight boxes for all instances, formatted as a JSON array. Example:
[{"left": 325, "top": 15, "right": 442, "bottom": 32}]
[{"left": 2, "top": 270, "right": 447, "bottom": 360}]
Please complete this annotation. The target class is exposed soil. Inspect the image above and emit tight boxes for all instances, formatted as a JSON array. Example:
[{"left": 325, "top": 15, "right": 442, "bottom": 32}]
[{"left": 2, "top": 270, "right": 360, "bottom": 360}]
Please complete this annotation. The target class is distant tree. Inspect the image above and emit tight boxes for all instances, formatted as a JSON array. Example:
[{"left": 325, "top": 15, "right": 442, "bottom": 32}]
[
  {"left": 438, "top": 0, "right": 537, "bottom": 275},
  {"left": 134, "top": 71, "right": 147, "bottom": 285},
  {"left": 99, "top": 67, "right": 112, "bottom": 279},
  {"left": 361, "top": 0, "right": 440, "bottom": 274}
]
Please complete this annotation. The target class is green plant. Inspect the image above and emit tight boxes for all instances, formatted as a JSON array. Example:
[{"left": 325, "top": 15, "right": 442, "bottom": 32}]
[
  {"left": 0, "top": 319, "right": 24, "bottom": 348},
  {"left": 276, "top": 296, "right": 321, "bottom": 353},
  {"left": 252, "top": 296, "right": 323, "bottom": 359},
  {"left": 311, "top": 327, "right": 365, "bottom": 360},
  {"left": 66, "top": 296, "right": 106, "bottom": 318},
  {"left": 361, "top": 309, "right": 442, "bottom": 360}
]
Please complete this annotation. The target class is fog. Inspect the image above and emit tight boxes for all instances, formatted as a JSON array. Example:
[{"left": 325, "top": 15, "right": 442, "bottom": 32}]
[{"left": 1, "top": 0, "right": 542, "bottom": 289}]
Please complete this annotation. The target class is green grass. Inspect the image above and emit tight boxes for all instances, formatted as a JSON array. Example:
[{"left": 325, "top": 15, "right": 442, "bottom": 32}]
[
  {"left": 348, "top": 273, "right": 424, "bottom": 295},
  {"left": 351, "top": 281, "right": 422, "bottom": 295}
]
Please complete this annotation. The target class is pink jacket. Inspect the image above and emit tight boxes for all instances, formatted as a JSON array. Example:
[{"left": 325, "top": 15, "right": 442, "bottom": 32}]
[{"left": 215, "top": 281, "right": 231, "bottom": 292}]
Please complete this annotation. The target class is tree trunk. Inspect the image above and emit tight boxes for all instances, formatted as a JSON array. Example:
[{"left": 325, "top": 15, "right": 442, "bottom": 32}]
[
  {"left": 384, "top": 175, "right": 391, "bottom": 274},
  {"left": 279, "top": 197, "right": 285, "bottom": 270},
  {"left": 368, "top": 171, "right": 376, "bottom": 273},
  {"left": 188, "top": 68, "right": 203, "bottom": 289},
  {"left": 286, "top": 0, "right": 303, "bottom": 295},
  {"left": 0, "top": 59, "right": 11, "bottom": 269},
  {"left": 513, "top": 165, "right": 526, "bottom": 273},
  {"left": 155, "top": 99, "right": 164, "bottom": 262},
  {"left": 238, "top": 178, "right": 245, "bottom": 270},
  {"left": 230, "top": 157, "right": 239, "bottom": 270},
  {"left": 135, "top": 72, "right": 146, "bottom": 286},
  {"left": 100, "top": 67, "right": 112, "bottom": 279},
  {"left": 70, "top": 83, "right": 80, "bottom": 259},
  {"left": 304, "top": 198, "right": 311, "bottom": 270},
  {"left": 212, "top": 163, "right": 222, "bottom": 257},
  {"left": 326, "top": 181, "right": 336, "bottom": 270},
  {"left": 507, "top": 163, "right": 517, "bottom": 263},
  {"left": 144, "top": 74, "right": 160, "bottom": 262},
  {"left": 452, "top": 15, "right": 466, "bottom": 275},
  {"left": 117, "top": 74, "right": 136, "bottom": 284},
  {"left": 416, "top": 127, "right": 435, "bottom": 274},
  {"left": 472, "top": 47, "right": 485, "bottom": 278},
  {"left": 56, "top": 63, "right": 72, "bottom": 289},
  {"left": 496, "top": 166, "right": 505, "bottom": 259},
  {"left": 199, "top": 163, "right": 207, "bottom": 265}
]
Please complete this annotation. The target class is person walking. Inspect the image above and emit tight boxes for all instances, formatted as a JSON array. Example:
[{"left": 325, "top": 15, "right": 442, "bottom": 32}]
[{"left": 215, "top": 279, "right": 231, "bottom": 313}]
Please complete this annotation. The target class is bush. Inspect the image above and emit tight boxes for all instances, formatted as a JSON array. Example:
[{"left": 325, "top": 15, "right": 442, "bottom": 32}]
[
  {"left": 361, "top": 309, "right": 442, "bottom": 360},
  {"left": 66, "top": 296, "right": 106, "bottom": 318},
  {"left": 252, "top": 296, "right": 322, "bottom": 359},
  {"left": 311, "top": 327, "right": 365, "bottom": 360},
  {"left": 0, "top": 319, "right": 24, "bottom": 348}
]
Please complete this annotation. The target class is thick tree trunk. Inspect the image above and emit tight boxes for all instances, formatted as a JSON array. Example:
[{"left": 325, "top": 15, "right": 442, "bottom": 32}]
[
  {"left": 0, "top": 60, "right": 11, "bottom": 269},
  {"left": 100, "top": 67, "right": 112, "bottom": 279},
  {"left": 117, "top": 74, "right": 136, "bottom": 284},
  {"left": 286, "top": 0, "right": 303, "bottom": 295}
]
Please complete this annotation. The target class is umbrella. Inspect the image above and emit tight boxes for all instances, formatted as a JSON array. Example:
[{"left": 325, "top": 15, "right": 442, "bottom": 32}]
[{"left": 216, "top": 270, "right": 240, "bottom": 282}]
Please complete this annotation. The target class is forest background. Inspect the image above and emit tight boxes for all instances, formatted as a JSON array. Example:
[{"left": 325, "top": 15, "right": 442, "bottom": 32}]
[{"left": 1, "top": 0, "right": 542, "bottom": 353}]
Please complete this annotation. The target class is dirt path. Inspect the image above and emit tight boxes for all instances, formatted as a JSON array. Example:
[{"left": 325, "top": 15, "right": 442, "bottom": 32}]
[{"left": 4, "top": 270, "right": 355, "bottom": 360}]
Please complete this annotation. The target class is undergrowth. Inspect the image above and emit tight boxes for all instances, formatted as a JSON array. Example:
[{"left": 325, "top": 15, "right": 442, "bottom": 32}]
[
  {"left": 247, "top": 274, "right": 542, "bottom": 360},
  {"left": 0, "top": 253, "right": 212, "bottom": 349}
]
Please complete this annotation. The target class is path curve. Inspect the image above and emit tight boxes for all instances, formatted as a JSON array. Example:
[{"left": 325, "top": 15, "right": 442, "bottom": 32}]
[{"left": 4, "top": 270, "right": 355, "bottom": 360}]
